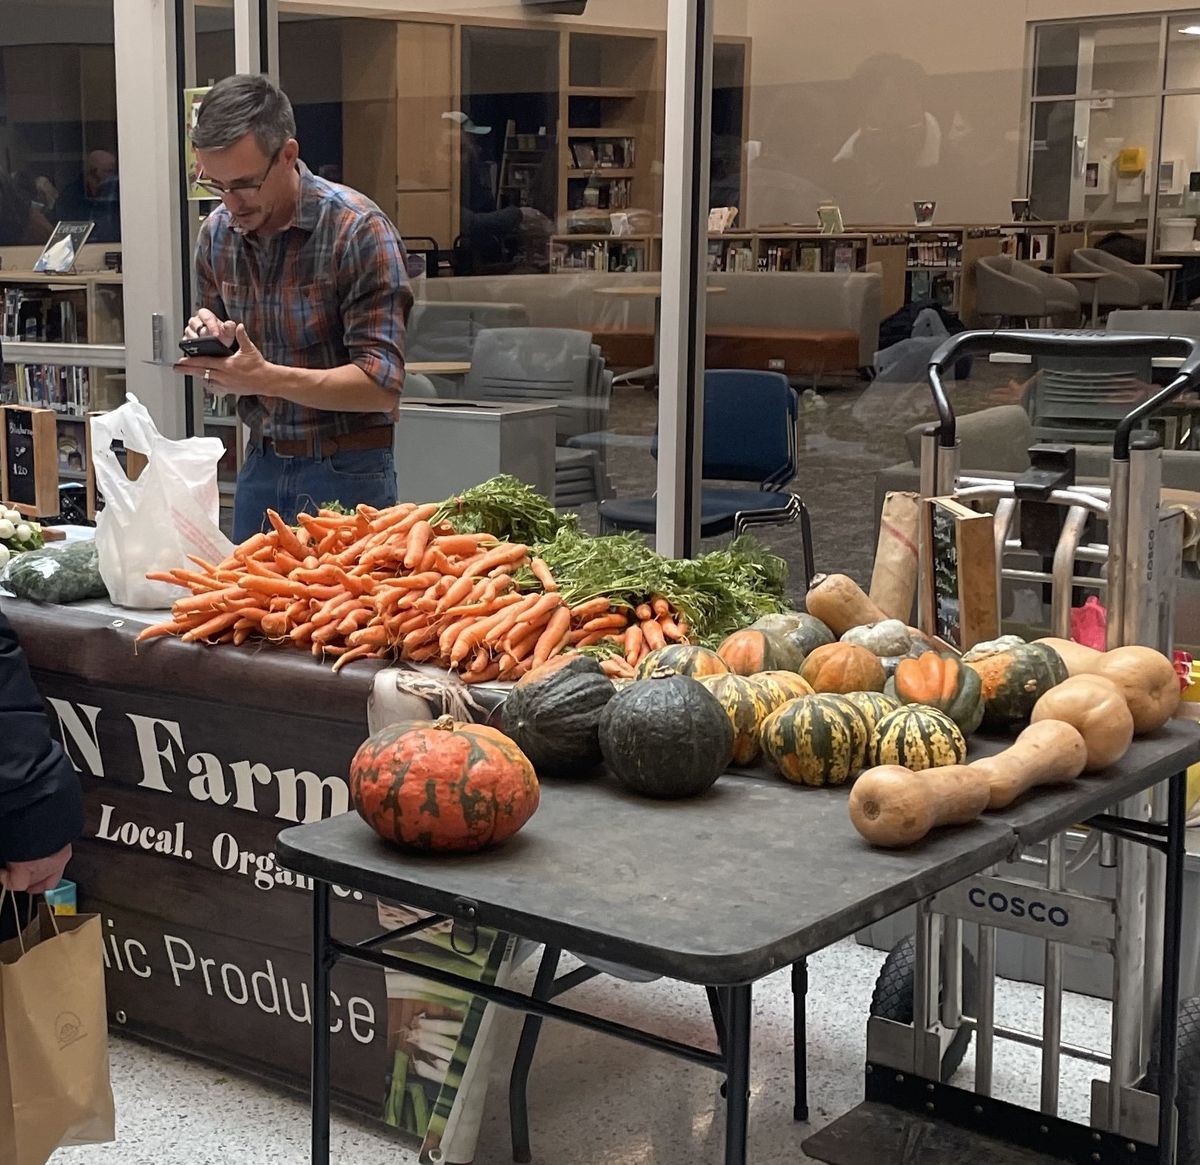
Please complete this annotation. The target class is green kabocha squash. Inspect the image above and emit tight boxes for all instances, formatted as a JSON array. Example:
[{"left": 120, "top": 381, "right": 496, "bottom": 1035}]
[
  {"left": 965, "top": 643, "right": 1068, "bottom": 731},
  {"left": 891, "top": 652, "right": 985, "bottom": 735},
  {"left": 841, "top": 690, "right": 902, "bottom": 737},
  {"left": 599, "top": 672, "right": 734, "bottom": 798},
  {"left": 962, "top": 634, "right": 1027, "bottom": 662},
  {"left": 780, "top": 613, "right": 836, "bottom": 658},
  {"left": 698, "top": 673, "right": 786, "bottom": 766},
  {"left": 760, "top": 694, "right": 870, "bottom": 787},
  {"left": 502, "top": 658, "right": 615, "bottom": 777},
  {"left": 868, "top": 706, "right": 967, "bottom": 771},
  {"left": 716, "top": 628, "right": 806, "bottom": 676},
  {"left": 634, "top": 644, "right": 729, "bottom": 680}
]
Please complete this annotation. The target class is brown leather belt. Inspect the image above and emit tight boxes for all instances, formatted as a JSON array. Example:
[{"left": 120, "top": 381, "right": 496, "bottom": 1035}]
[{"left": 262, "top": 426, "right": 393, "bottom": 458}]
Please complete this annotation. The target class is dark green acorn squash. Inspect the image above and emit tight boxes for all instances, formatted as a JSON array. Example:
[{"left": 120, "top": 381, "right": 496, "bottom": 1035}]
[
  {"left": 502, "top": 657, "right": 615, "bottom": 777},
  {"left": 965, "top": 642, "right": 1068, "bottom": 731},
  {"left": 760, "top": 693, "right": 870, "bottom": 786},
  {"left": 599, "top": 673, "right": 733, "bottom": 798},
  {"left": 781, "top": 613, "right": 836, "bottom": 658},
  {"left": 634, "top": 644, "right": 729, "bottom": 680}
]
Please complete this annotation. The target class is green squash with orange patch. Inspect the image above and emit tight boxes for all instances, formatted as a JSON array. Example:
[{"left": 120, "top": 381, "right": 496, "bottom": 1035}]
[{"left": 349, "top": 716, "right": 540, "bottom": 853}]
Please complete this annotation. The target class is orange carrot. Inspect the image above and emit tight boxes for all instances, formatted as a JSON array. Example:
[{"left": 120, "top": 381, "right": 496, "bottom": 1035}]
[
  {"left": 436, "top": 574, "right": 477, "bottom": 614},
  {"left": 260, "top": 612, "right": 289, "bottom": 639},
  {"left": 513, "top": 592, "right": 562, "bottom": 629},
  {"left": 601, "top": 657, "right": 636, "bottom": 679},
  {"left": 635, "top": 602, "right": 653, "bottom": 622},
  {"left": 463, "top": 661, "right": 501, "bottom": 684},
  {"left": 450, "top": 622, "right": 491, "bottom": 666},
  {"left": 241, "top": 576, "right": 308, "bottom": 598},
  {"left": 289, "top": 621, "right": 316, "bottom": 645},
  {"left": 470, "top": 543, "right": 529, "bottom": 576},
  {"left": 136, "top": 621, "right": 178, "bottom": 643},
  {"left": 529, "top": 557, "right": 558, "bottom": 592},
  {"left": 185, "top": 555, "right": 218, "bottom": 575},
  {"left": 336, "top": 607, "right": 373, "bottom": 636},
  {"left": 660, "top": 618, "right": 686, "bottom": 642},
  {"left": 434, "top": 533, "right": 493, "bottom": 558},
  {"left": 394, "top": 502, "right": 439, "bottom": 535},
  {"left": 347, "top": 624, "right": 388, "bottom": 649},
  {"left": 570, "top": 597, "right": 612, "bottom": 621},
  {"left": 532, "top": 606, "right": 572, "bottom": 668},
  {"left": 234, "top": 533, "right": 272, "bottom": 560},
  {"left": 332, "top": 644, "right": 375, "bottom": 673},
  {"left": 623, "top": 623, "right": 644, "bottom": 664},
  {"left": 400, "top": 520, "right": 432, "bottom": 571},
  {"left": 181, "top": 610, "right": 243, "bottom": 643},
  {"left": 581, "top": 613, "right": 629, "bottom": 634},
  {"left": 641, "top": 618, "right": 666, "bottom": 651},
  {"left": 651, "top": 596, "right": 671, "bottom": 619},
  {"left": 266, "top": 510, "right": 307, "bottom": 560}
]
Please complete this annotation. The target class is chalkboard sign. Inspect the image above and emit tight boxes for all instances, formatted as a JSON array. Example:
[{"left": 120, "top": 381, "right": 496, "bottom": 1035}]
[
  {"left": 919, "top": 496, "right": 1000, "bottom": 654},
  {"left": 0, "top": 405, "right": 59, "bottom": 517}
]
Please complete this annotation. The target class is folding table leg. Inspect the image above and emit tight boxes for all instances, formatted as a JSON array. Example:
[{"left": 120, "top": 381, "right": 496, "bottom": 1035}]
[
  {"left": 311, "top": 880, "right": 332, "bottom": 1165},
  {"left": 792, "top": 959, "right": 809, "bottom": 1122},
  {"left": 723, "top": 984, "right": 753, "bottom": 1165},
  {"left": 1157, "top": 770, "right": 1187, "bottom": 1165},
  {"left": 508, "top": 945, "right": 562, "bottom": 1164}
]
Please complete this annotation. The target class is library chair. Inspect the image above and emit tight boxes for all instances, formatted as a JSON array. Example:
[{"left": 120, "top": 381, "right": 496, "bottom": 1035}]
[
  {"left": 597, "top": 369, "right": 816, "bottom": 584},
  {"left": 975, "top": 254, "right": 1081, "bottom": 327},
  {"left": 1070, "top": 249, "right": 1165, "bottom": 311},
  {"left": 1025, "top": 353, "right": 1161, "bottom": 446},
  {"left": 464, "top": 327, "right": 614, "bottom": 507}
]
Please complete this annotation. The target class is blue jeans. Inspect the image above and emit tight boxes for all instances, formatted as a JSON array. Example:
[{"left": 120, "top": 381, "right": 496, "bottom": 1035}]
[{"left": 232, "top": 442, "right": 398, "bottom": 543}]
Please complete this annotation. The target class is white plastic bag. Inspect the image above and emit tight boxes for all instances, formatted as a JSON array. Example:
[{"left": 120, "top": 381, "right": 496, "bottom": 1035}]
[{"left": 91, "top": 394, "right": 234, "bottom": 609}]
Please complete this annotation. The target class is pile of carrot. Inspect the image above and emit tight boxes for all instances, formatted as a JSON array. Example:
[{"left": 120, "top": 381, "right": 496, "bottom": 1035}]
[{"left": 137, "top": 502, "right": 691, "bottom": 682}]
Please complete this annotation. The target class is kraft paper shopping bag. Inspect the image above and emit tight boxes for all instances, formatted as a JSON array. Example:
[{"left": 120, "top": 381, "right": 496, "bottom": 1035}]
[{"left": 0, "top": 899, "right": 115, "bottom": 1165}]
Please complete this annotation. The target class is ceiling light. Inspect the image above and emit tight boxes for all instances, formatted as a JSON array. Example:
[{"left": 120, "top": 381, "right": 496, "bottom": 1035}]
[{"left": 1179, "top": 25, "right": 1200, "bottom": 35}]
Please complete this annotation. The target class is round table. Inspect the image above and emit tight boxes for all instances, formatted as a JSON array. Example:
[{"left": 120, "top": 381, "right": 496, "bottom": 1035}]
[{"left": 407, "top": 361, "right": 471, "bottom": 377}]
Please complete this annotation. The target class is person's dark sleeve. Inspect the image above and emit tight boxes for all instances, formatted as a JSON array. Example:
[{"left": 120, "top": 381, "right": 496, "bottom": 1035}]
[
  {"left": 194, "top": 221, "right": 228, "bottom": 320},
  {"left": 0, "top": 610, "right": 82, "bottom": 861},
  {"left": 338, "top": 211, "right": 412, "bottom": 396}
]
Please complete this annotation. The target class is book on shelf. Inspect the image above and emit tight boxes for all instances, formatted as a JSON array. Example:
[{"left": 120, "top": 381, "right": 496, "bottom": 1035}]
[
  {"left": 10, "top": 364, "right": 92, "bottom": 416},
  {"left": 832, "top": 244, "right": 855, "bottom": 273},
  {"left": 797, "top": 246, "right": 821, "bottom": 273}
]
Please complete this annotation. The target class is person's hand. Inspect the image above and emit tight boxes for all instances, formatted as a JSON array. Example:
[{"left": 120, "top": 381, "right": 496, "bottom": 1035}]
[
  {"left": 3, "top": 844, "right": 72, "bottom": 894},
  {"left": 183, "top": 307, "right": 237, "bottom": 345},
  {"left": 174, "top": 323, "right": 275, "bottom": 397}
]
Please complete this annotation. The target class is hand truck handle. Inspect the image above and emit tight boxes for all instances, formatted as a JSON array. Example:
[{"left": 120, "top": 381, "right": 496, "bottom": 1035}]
[{"left": 926, "top": 329, "right": 1200, "bottom": 452}]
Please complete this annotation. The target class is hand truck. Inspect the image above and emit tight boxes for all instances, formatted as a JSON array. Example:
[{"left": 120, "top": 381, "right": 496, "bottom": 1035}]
[{"left": 868, "top": 330, "right": 1199, "bottom": 1163}]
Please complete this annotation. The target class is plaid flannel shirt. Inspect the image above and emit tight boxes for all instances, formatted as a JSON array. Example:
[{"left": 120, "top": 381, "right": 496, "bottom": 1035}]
[{"left": 194, "top": 161, "right": 411, "bottom": 443}]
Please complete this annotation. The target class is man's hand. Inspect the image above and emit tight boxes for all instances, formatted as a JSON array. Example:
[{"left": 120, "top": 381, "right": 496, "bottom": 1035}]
[
  {"left": 183, "top": 306, "right": 237, "bottom": 346},
  {"left": 174, "top": 323, "right": 277, "bottom": 398},
  {"left": 3, "top": 844, "right": 72, "bottom": 894}
]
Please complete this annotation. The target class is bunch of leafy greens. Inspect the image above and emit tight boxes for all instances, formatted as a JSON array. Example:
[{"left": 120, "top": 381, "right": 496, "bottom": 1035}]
[
  {"left": 514, "top": 525, "right": 790, "bottom": 646},
  {"left": 432, "top": 476, "right": 573, "bottom": 545}
]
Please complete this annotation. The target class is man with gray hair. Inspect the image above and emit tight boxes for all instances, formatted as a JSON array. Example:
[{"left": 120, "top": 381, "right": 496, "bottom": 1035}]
[{"left": 175, "top": 73, "right": 411, "bottom": 541}]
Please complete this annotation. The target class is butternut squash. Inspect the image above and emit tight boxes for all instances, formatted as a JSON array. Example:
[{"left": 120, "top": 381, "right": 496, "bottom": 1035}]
[
  {"left": 972, "top": 719, "right": 1088, "bottom": 810},
  {"left": 1030, "top": 675, "right": 1133, "bottom": 772},
  {"left": 805, "top": 573, "right": 890, "bottom": 637},
  {"left": 1091, "top": 645, "right": 1181, "bottom": 735},
  {"left": 1034, "top": 637, "right": 1103, "bottom": 678},
  {"left": 848, "top": 764, "right": 990, "bottom": 849}
]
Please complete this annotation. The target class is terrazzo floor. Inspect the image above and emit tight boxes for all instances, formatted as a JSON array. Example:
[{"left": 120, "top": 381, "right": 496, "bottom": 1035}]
[{"left": 52, "top": 936, "right": 1114, "bottom": 1165}]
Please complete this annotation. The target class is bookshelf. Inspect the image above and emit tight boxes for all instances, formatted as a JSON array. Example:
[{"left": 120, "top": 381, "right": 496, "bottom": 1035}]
[
  {"left": 550, "top": 234, "right": 659, "bottom": 273},
  {"left": 0, "top": 271, "right": 125, "bottom": 492},
  {"left": 999, "top": 220, "right": 1087, "bottom": 274},
  {"left": 561, "top": 32, "right": 662, "bottom": 219}
]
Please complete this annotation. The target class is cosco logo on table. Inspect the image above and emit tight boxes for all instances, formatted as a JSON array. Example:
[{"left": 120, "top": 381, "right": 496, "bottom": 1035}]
[{"left": 967, "top": 887, "right": 1069, "bottom": 928}]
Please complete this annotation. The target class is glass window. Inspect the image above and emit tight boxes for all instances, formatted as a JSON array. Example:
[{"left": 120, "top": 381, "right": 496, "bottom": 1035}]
[
  {"left": 1166, "top": 14, "right": 1200, "bottom": 92},
  {"left": 0, "top": 0, "right": 119, "bottom": 246}
]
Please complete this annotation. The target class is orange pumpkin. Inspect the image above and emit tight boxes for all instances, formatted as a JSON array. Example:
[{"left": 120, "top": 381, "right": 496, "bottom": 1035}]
[
  {"left": 800, "top": 642, "right": 885, "bottom": 694},
  {"left": 716, "top": 629, "right": 806, "bottom": 676},
  {"left": 1030, "top": 674, "right": 1134, "bottom": 772},
  {"left": 349, "top": 716, "right": 540, "bottom": 853}
]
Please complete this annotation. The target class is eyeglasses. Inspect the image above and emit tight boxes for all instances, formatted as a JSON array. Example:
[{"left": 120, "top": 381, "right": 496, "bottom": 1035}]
[{"left": 194, "top": 148, "right": 280, "bottom": 200}]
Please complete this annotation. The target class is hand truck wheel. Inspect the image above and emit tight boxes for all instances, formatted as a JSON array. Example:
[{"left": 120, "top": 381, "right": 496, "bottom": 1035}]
[
  {"left": 870, "top": 934, "right": 978, "bottom": 1082},
  {"left": 1144, "top": 995, "right": 1200, "bottom": 1164}
]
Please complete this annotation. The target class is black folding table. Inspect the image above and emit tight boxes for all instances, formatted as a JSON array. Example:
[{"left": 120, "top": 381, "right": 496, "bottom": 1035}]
[{"left": 277, "top": 721, "right": 1200, "bottom": 1165}]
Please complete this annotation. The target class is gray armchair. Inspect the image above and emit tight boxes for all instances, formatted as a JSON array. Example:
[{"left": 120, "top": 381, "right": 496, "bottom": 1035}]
[
  {"left": 975, "top": 254, "right": 1081, "bottom": 326},
  {"left": 1071, "top": 249, "right": 1165, "bottom": 310}
]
